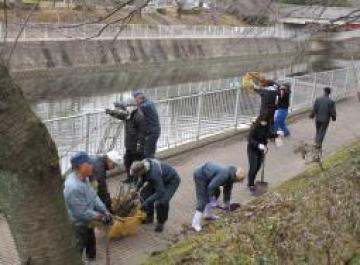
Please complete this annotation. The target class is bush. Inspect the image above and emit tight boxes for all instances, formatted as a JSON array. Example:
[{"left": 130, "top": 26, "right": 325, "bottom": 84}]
[{"left": 243, "top": 15, "right": 270, "bottom": 26}]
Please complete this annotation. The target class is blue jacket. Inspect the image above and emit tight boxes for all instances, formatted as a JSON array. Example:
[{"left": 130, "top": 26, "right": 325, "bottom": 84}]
[
  {"left": 89, "top": 155, "right": 106, "bottom": 181},
  {"left": 137, "top": 159, "right": 178, "bottom": 208},
  {"left": 64, "top": 172, "right": 108, "bottom": 226},
  {"left": 195, "top": 162, "right": 237, "bottom": 203},
  {"left": 140, "top": 99, "right": 161, "bottom": 135}
]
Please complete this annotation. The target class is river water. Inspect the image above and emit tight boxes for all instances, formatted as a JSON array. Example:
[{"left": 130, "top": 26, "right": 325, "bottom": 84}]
[{"left": 18, "top": 55, "right": 314, "bottom": 120}]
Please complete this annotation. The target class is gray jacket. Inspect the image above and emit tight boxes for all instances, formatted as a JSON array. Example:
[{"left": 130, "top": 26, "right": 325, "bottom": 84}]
[
  {"left": 64, "top": 172, "right": 108, "bottom": 226},
  {"left": 310, "top": 95, "right": 336, "bottom": 123},
  {"left": 194, "top": 162, "right": 237, "bottom": 203}
]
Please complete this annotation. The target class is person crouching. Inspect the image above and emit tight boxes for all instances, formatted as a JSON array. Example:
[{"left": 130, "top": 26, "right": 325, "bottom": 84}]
[
  {"left": 130, "top": 159, "right": 181, "bottom": 232},
  {"left": 191, "top": 162, "right": 245, "bottom": 232}
]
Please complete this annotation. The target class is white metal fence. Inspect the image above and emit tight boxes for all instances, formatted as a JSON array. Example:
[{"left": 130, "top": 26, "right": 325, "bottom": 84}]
[
  {"left": 42, "top": 67, "right": 359, "bottom": 173},
  {"left": 2, "top": 23, "right": 284, "bottom": 40}
]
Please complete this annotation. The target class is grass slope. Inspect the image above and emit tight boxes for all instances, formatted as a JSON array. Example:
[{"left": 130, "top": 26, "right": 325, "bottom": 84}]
[{"left": 144, "top": 141, "right": 360, "bottom": 265}]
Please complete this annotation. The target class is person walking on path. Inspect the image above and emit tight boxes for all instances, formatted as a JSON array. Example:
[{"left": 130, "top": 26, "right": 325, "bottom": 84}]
[
  {"left": 273, "top": 83, "right": 291, "bottom": 137},
  {"left": 191, "top": 162, "right": 245, "bottom": 232},
  {"left": 130, "top": 159, "right": 180, "bottom": 232},
  {"left": 247, "top": 116, "right": 280, "bottom": 194},
  {"left": 106, "top": 99, "right": 146, "bottom": 183},
  {"left": 133, "top": 92, "right": 161, "bottom": 158},
  {"left": 309, "top": 87, "right": 337, "bottom": 150},
  {"left": 64, "top": 152, "right": 113, "bottom": 263}
]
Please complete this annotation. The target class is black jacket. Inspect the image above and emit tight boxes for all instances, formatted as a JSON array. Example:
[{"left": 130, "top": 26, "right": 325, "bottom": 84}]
[
  {"left": 310, "top": 95, "right": 336, "bottom": 123},
  {"left": 247, "top": 123, "right": 277, "bottom": 150},
  {"left": 108, "top": 109, "right": 146, "bottom": 152},
  {"left": 255, "top": 88, "right": 278, "bottom": 115},
  {"left": 136, "top": 159, "right": 179, "bottom": 208},
  {"left": 277, "top": 89, "right": 291, "bottom": 109},
  {"left": 140, "top": 99, "right": 161, "bottom": 135}
]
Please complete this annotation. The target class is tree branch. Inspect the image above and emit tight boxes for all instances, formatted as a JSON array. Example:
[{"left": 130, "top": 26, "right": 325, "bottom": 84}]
[{"left": 6, "top": 0, "right": 40, "bottom": 67}]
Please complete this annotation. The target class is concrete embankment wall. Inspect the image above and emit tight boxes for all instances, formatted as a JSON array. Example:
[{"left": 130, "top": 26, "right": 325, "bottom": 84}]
[
  {"left": 4, "top": 37, "right": 312, "bottom": 73},
  {"left": 329, "top": 38, "right": 360, "bottom": 59}
]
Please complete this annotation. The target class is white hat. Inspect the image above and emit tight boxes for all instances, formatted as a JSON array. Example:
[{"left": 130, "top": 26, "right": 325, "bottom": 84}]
[{"left": 106, "top": 150, "right": 122, "bottom": 165}]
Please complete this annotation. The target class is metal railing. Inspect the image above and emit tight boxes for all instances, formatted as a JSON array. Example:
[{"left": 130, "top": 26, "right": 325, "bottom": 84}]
[
  {"left": 42, "top": 67, "right": 359, "bottom": 173},
  {"left": 2, "top": 23, "right": 285, "bottom": 40}
]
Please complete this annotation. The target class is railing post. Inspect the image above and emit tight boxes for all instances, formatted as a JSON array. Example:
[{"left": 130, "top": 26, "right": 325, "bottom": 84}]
[
  {"left": 166, "top": 101, "right": 171, "bottom": 148},
  {"left": 233, "top": 87, "right": 241, "bottom": 129},
  {"left": 196, "top": 92, "right": 203, "bottom": 141},
  {"left": 344, "top": 68, "right": 349, "bottom": 97},
  {"left": 44, "top": 24, "right": 48, "bottom": 39},
  {"left": 85, "top": 113, "right": 91, "bottom": 153},
  {"left": 330, "top": 70, "right": 335, "bottom": 97},
  {"left": 290, "top": 78, "right": 296, "bottom": 112}
]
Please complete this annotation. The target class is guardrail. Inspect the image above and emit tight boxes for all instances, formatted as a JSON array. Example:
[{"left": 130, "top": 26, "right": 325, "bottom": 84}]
[
  {"left": 42, "top": 67, "right": 359, "bottom": 173},
  {"left": 1, "top": 23, "right": 283, "bottom": 40}
]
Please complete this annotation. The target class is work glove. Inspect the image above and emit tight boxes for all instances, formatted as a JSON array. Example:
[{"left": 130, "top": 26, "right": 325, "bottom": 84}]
[
  {"left": 258, "top": 144, "right": 266, "bottom": 151},
  {"left": 209, "top": 196, "right": 218, "bottom": 208},
  {"left": 136, "top": 143, "right": 143, "bottom": 154},
  {"left": 102, "top": 213, "right": 113, "bottom": 226}
]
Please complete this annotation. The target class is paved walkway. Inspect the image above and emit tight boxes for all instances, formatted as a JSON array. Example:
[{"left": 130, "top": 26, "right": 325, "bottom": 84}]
[{"left": 1, "top": 96, "right": 359, "bottom": 265}]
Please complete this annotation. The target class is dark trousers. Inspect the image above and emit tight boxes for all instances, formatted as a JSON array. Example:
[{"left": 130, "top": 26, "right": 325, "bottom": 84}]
[
  {"left": 247, "top": 145, "right": 264, "bottom": 187},
  {"left": 260, "top": 107, "right": 276, "bottom": 127},
  {"left": 74, "top": 225, "right": 96, "bottom": 260},
  {"left": 97, "top": 178, "right": 112, "bottom": 212},
  {"left": 124, "top": 149, "right": 144, "bottom": 182},
  {"left": 315, "top": 121, "right": 329, "bottom": 147},
  {"left": 140, "top": 176, "right": 180, "bottom": 224},
  {"left": 144, "top": 132, "right": 160, "bottom": 158}
]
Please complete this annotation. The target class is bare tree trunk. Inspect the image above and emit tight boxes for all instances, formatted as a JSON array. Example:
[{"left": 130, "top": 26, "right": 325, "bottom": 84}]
[{"left": 0, "top": 64, "right": 82, "bottom": 265}]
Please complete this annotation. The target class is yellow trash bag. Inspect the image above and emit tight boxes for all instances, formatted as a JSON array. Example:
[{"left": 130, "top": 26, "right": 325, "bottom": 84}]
[
  {"left": 242, "top": 72, "right": 267, "bottom": 91},
  {"left": 107, "top": 209, "right": 146, "bottom": 239}
]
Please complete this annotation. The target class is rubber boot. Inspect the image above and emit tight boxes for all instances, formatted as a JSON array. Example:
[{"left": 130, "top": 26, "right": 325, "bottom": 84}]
[
  {"left": 142, "top": 208, "right": 154, "bottom": 224},
  {"left": 204, "top": 204, "right": 219, "bottom": 220},
  {"left": 191, "top": 211, "right": 202, "bottom": 232},
  {"left": 155, "top": 203, "right": 168, "bottom": 232}
]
